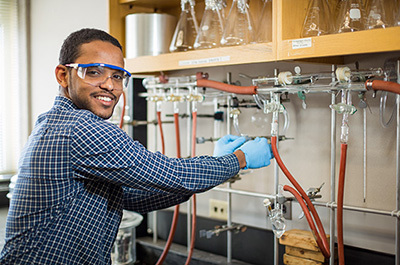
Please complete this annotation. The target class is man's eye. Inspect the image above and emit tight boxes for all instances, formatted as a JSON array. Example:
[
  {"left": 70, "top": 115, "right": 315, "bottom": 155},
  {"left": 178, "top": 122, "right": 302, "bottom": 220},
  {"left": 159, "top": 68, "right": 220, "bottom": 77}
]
[
  {"left": 112, "top": 73, "right": 124, "bottom": 81},
  {"left": 86, "top": 67, "right": 103, "bottom": 76}
]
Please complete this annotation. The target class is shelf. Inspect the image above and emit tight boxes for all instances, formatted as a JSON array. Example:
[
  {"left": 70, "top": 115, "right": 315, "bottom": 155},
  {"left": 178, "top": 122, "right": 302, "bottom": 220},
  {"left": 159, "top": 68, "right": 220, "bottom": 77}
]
[
  {"left": 278, "top": 27, "right": 400, "bottom": 60},
  {"left": 119, "top": 0, "right": 180, "bottom": 9},
  {"left": 110, "top": 0, "right": 400, "bottom": 74},
  {"left": 125, "top": 42, "right": 275, "bottom": 74}
]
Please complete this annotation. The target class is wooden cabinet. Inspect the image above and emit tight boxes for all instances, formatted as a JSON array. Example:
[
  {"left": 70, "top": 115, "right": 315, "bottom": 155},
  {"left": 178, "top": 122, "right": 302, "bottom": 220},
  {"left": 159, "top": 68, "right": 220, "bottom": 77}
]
[{"left": 109, "top": 0, "right": 400, "bottom": 74}]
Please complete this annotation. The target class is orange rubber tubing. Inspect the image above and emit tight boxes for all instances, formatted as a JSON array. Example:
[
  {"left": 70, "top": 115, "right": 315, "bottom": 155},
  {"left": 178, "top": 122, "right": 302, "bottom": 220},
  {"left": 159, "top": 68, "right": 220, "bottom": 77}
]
[
  {"left": 156, "top": 113, "right": 182, "bottom": 265},
  {"left": 337, "top": 143, "right": 348, "bottom": 265},
  {"left": 283, "top": 185, "right": 326, "bottom": 252},
  {"left": 196, "top": 79, "right": 257, "bottom": 95},
  {"left": 271, "top": 136, "right": 330, "bottom": 258},
  {"left": 174, "top": 113, "right": 181, "bottom": 158},
  {"left": 366, "top": 80, "right": 400, "bottom": 94},
  {"left": 118, "top": 91, "right": 126, "bottom": 129}
]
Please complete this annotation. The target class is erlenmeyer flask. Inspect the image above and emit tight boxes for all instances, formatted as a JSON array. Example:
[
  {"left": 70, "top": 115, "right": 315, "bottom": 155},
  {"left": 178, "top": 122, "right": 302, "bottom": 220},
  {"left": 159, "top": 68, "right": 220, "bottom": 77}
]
[
  {"left": 194, "top": 0, "right": 226, "bottom": 49},
  {"left": 256, "top": 0, "right": 272, "bottom": 42},
  {"left": 220, "top": 0, "right": 255, "bottom": 46},
  {"left": 336, "top": 0, "right": 366, "bottom": 33},
  {"left": 301, "top": 0, "right": 333, "bottom": 37},
  {"left": 394, "top": 1, "right": 400, "bottom": 26},
  {"left": 365, "top": 0, "right": 387, "bottom": 29},
  {"left": 169, "top": 0, "right": 199, "bottom": 52}
]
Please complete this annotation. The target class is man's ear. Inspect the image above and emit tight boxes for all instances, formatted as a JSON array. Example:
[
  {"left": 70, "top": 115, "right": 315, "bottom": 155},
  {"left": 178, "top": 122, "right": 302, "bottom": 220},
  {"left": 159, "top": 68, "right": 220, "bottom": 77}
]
[{"left": 55, "top": 64, "right": 69, "bottom": 88}]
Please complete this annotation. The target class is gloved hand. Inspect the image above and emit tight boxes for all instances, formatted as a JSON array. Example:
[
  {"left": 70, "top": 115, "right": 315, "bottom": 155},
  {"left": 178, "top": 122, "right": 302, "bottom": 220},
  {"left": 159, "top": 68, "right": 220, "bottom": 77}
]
[
  {"left": 213, "top": 135, "right": 247, "bottom": 157},
  {"left": 238, "top": 137, "right": 274, "bottom": 169}
]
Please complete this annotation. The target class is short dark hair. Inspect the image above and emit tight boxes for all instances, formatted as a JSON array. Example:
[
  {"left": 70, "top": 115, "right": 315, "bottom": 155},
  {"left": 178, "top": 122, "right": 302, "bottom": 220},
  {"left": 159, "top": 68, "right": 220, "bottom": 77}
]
[{"left": 59, "top": 28, "right": 122, "bottom": 65}]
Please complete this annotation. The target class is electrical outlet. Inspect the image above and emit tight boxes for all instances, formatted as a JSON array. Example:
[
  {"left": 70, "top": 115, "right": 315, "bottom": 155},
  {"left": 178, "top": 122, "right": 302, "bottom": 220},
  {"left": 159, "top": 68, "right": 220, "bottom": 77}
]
[{"left": 209, "top": 199, "right": 228, "bottom": 220}]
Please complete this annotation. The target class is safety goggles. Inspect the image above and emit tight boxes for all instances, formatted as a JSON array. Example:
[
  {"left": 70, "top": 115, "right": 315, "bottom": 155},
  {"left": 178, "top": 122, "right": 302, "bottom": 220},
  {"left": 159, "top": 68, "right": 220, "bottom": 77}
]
[{"left": 65, "top": 63, "right": 131, "bottom": 89}]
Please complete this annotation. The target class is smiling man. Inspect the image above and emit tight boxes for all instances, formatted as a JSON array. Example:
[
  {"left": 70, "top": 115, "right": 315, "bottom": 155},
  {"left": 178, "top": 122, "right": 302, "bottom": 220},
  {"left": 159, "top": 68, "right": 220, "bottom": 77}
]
[{"left": 0, "top": 28, "right": 273, "bottom": 264}]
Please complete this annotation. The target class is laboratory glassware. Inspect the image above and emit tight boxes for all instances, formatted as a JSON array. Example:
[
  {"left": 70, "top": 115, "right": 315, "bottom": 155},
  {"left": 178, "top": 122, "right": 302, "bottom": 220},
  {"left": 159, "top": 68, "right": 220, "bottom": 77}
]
[
  {"left": 264, "top": 198, "right": 286, "bottom": 238},
  {"left": 365, "top": 0, "right": 387, "bottom": 29},
  {"left": 220, "top": 0, "right": 255, "bottom": 46},
  {"left": 169, "top": 0, "right": 199, "bottom": 52},
  {"left": 301, "top": 0, "right": 333, "bottom": 37},
  {"left": 194, "top": 0, "right": 226, "bottom": 49},
  {"left": 394, "top": 1, "right": 400, "bottom": 26},
  {"left": 336, "top": 0, "right": 366, "bottom": 33},
  {"left": 256, "top": 0, "right": 272, "bottom": 43}
]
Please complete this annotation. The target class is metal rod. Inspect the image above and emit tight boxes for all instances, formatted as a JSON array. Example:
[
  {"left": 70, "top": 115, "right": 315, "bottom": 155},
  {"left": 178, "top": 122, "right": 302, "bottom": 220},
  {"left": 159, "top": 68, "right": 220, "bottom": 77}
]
[
  {"left": 363, "top": 107, "right": 367, "bottom": 203},
  {"left": 314, "top": 201, "right": 400, "bottom": 217},
  {"left": 187, "top": 99, "right": 192, "bottom": 254},
  {"left": 330, "top": 79, "right": 337, "bottom": 265},
  {"left": 396, "top": 59, "right": 400, "bottom": 265},
  {"left": 226, "top": 74, "right": 232, "bottom": 263},
  {"left": 213, "top": 187, "right": 400, "bottom": 217},
  {"left": 213, "top": 187, "right": 275, "bottom": 199}
]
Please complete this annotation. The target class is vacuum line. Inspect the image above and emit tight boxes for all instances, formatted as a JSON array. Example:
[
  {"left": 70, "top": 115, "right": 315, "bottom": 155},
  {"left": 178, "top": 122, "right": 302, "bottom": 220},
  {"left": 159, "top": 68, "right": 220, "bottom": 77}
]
[{"left": 271, "top": 136, "right": 330, "bottom": 258}]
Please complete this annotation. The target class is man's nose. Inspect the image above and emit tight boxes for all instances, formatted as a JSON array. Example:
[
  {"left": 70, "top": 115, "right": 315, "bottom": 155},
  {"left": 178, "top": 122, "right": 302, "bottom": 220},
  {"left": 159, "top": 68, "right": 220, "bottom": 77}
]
[{"left": 99, "top": 76, "right": 114, "bottom": 91}]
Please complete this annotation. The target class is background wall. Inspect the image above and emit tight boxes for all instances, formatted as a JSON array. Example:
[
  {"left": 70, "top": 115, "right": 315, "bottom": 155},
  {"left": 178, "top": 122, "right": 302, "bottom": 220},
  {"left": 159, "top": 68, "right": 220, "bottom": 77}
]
[{"left": 30, "top": 0, "right": 108, "bottom": 126}]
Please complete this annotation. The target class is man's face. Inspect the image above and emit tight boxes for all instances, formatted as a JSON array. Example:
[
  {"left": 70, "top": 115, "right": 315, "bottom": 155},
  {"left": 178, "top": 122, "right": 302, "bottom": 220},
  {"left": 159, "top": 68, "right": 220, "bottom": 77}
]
[{"left": 60, "top": 40, "right": 125, "bottom": 119}]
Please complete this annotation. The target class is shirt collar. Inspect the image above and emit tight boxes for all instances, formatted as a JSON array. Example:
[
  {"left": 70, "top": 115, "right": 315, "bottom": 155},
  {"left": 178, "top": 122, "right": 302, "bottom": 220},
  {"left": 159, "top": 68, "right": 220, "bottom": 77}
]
[{"left": 54, "top": 96, "right": 79, "bottom": 111}]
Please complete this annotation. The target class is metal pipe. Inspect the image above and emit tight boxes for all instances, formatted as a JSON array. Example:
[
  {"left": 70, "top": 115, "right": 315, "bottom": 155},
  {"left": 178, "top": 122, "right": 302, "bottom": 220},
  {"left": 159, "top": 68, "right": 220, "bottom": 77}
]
[
  {"left": 330, "top": 66, "right": 337, "bottom": 265},
  {"left": 314, "top": 201, "right": 400, "bottom": 217},
  {"left": 213, "top": 187, "right": 400, "bottom": 217},
  {"left": 396, "top": 59, "right": 400, "bottom": 265},
  {"left": 186, "top": 99, "right": 192, "bottom": 255},
  {"left": 226, "top": 72, "right": 233, "bottom": 263},
  {"left": 213, "top": 187, "right": 275, "bottom": 199}
]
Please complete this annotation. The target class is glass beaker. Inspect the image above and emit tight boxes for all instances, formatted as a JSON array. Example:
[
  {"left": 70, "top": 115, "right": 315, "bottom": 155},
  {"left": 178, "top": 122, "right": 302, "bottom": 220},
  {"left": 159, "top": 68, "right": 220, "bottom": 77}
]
[
  {"left": 169, "top": 0, "right": 200, "bottom": 52},
  {"left": 256, "top": 0, "right": 272, "bottom": 43},
  {"left": 194, "top": 0, "right": 226, "bottom": 49},
  {"left": 365, "top": 0, "right": 387, "bottom": 29},
  {"left": 336, "top": 0, "right": 366, "bottom": 33},
  {"left": 220, "top": 0, "right": 255, "bottom": 46},
  {"left": 301, "top": 0, "right": 333, "bottom": 37}
]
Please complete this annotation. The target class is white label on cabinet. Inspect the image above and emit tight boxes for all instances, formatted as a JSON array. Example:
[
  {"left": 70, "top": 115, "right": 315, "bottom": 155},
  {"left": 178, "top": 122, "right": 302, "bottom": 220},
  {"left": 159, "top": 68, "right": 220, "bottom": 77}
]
[
  {"left": 179, "top": 56, "right": 231, "bottom": 66},
  {"left": 292, "top": 38, "right": 312, "bottom": 50}
]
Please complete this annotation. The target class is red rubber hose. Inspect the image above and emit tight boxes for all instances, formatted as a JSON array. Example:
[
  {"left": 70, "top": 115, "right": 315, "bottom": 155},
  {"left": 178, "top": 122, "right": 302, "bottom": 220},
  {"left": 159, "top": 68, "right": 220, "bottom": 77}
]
[
  {"left": 156, "top": 112, "right": 182, "bottom": 265},
  {"left": 366, "top": 80, "right": 400, "bottom": 94},
  {"left": 156, "top": 111, "right": 165, "bottom": 155},
  {"left": 196, "top": 79, "right": 257, "bottom": 95},
  {"left": 271, "top": 136, "right": 330, "bottom": 258},
  {"left": 155, "top": 205, "right": 180, "bottom": 265},
  {"left": 337, "top": 143, "right": 348, "bottom": 265},
  {"left": 174, "top": 113, "right": 181, "bottom": 158},
  {"left": 118, "top": 91, "right": 126, "bottom": 129},
  {"left": 283, "top": 185, "right": 326, "bottom": 252}
]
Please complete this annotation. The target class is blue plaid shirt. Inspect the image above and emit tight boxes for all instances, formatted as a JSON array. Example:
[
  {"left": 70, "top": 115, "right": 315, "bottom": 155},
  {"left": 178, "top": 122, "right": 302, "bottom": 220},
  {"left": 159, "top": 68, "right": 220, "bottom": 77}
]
[{"left": 0, "top": 96, "right": 240, "bottom": 264}]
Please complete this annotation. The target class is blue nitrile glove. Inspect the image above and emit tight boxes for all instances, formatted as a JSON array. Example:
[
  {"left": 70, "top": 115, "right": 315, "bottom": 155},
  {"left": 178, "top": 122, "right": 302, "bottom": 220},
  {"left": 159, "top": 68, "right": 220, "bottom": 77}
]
[
  {"left": 238, "top": 137, "right": 274, "bottom": 169},
  {"left": 213, "top": 135, "right": 247, "bottom": 157}
]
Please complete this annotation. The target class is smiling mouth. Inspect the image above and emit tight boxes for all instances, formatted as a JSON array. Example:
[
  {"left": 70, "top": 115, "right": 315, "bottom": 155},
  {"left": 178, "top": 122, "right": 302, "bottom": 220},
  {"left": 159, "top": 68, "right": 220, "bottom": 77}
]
[{"left": 95, "top": 95, "right": 113, "bottom": 102}]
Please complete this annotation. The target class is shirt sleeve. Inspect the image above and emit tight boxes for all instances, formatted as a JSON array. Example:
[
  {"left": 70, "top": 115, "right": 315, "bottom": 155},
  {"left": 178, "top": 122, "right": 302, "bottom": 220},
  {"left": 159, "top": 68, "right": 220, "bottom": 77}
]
[{"left": 70, "top": 118, "right": 240, "bottom": 198}]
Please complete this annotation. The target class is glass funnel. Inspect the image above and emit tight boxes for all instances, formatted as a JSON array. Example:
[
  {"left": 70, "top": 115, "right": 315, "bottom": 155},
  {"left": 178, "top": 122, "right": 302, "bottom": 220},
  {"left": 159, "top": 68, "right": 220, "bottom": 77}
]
[
  {"left": 301, "top": 0, "right": 333, "bottom": 37},
  {"left": 220, "top": 0, "right": 255, "bottom": 46},
  {"left": 169, "top": 0, "right": 200, "bottom": 52},
  {"left": 336, "top": 0, "right": 366, "bottom": 33},
  {"left": 256, "top": 0, "right": 272, "bottom": 43},
  {"left": 194, "top": 0, "right": 226, "bottom": 49},
  {"left": 365, "top": 0, "right": 387, "bottom": 29}
]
